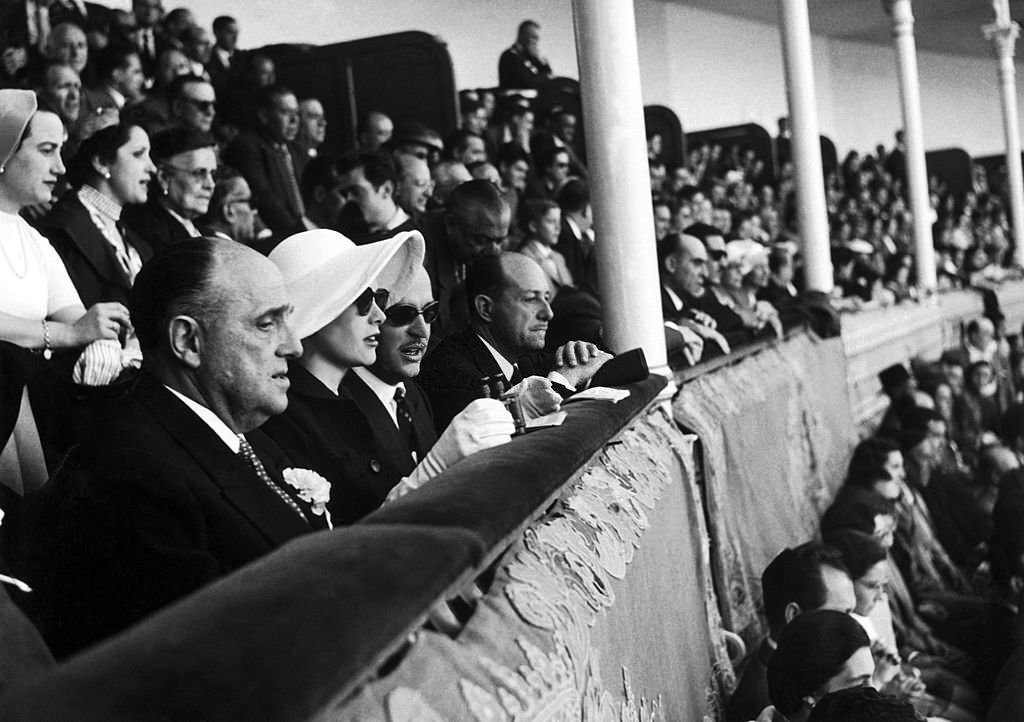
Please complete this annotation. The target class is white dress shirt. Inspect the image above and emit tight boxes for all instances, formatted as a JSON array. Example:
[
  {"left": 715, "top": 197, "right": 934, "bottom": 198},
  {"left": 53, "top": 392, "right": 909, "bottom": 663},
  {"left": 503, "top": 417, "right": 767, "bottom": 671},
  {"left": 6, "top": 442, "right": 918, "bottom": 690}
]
[{"left": 165, "top": 386, "right": 240, "bottom": 453}]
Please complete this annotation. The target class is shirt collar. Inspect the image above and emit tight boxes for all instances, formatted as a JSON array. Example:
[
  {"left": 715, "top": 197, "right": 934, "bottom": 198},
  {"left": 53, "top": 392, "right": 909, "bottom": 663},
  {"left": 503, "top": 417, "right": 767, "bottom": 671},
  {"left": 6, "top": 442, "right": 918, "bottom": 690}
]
[
  {"left": 164, "top": 206, "right": 201, "bottom": 237},
  {"left": 352, "top": 367, "right": 404, "bottom": 414},
  {"left": 164, "top": 386, "right": 240, "bottom": 452},
  {"left": 566, "top": 215, "right": 582, "bottom": 240},
  {"left": 383, "top": 205, "right": 410, "bottom": 231},
  {"left": 476, "top": 334, "right": 516, "bottom": 382},
  {"left": 78, "top": 184, "right": 123, "bottom": 221}
]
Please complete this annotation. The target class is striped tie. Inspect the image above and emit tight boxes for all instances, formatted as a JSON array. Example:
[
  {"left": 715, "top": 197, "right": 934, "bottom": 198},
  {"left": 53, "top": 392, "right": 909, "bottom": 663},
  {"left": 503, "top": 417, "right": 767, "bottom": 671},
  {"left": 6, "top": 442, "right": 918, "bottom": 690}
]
[{"left": 237, "top": 435, "right": 307, "bottom": 523}]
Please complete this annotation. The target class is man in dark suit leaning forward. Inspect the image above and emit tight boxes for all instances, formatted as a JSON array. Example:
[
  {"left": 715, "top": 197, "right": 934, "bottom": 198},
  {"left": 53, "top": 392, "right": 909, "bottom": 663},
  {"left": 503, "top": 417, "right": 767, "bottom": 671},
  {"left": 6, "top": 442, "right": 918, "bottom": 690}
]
[
  {"left": 17, "top": 238, "right": 329, "bottom": 658},
  {"left": 418, "top": 251, "right": 610, "bottom": 432}
]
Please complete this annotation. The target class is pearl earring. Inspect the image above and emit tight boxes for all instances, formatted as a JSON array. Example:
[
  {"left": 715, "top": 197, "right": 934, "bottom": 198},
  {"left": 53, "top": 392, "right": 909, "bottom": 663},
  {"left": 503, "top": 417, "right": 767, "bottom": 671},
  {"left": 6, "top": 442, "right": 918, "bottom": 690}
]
[{"left": 103, "top": 171, "right": 111, "bottom": 179}]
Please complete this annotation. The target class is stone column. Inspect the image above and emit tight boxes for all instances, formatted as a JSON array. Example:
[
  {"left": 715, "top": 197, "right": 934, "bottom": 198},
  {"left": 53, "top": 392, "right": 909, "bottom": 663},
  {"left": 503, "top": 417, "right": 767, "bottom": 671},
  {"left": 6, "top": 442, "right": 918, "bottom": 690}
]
[
  {"left": 571, "top": 0, "right": 669, "bottom": 376},
  {"left": 984, "top": 1, "right": 1024, "bottom": 267},
  {"left": 778, "top": 0, "right": 834, "bottom": 293},
  {"left": 884, "top": 0, "right": 937, "bottom": 291}
]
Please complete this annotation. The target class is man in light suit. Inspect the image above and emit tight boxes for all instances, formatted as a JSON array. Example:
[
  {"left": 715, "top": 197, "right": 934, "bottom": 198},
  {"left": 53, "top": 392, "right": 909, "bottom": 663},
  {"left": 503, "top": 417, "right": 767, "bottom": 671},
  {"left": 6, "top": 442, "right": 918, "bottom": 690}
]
[
  {"left": 16, "top": 238, "right": 325, "bottom": 659},
  {"left": 418, "top": 252, "right": 608, "bottom": 431}
]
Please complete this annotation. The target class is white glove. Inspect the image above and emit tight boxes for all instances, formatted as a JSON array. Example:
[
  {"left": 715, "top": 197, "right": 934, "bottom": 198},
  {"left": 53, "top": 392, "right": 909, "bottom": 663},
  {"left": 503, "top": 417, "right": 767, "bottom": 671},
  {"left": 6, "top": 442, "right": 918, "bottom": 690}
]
[
  {"left": 665, "top": 321, "right": 705, "bottom": 365},
  {"left": 386, "top": 398, "right": 515, "bottom": 501},
  {"left": 510, "top": 375, "right": 562, "bottom": 419}
]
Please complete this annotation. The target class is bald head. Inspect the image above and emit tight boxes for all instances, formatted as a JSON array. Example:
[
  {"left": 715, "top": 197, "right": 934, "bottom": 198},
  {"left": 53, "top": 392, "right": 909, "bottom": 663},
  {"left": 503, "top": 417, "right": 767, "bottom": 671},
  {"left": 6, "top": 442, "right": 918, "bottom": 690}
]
[
  {"left": 466, "top": 252, "right": 552, "bottom": 357},
  {"left": 48, "top": 23, "right": 88, "bottom": 73},
  {"left": 659, "top": 232, "right": 708, "bottom": 298}
]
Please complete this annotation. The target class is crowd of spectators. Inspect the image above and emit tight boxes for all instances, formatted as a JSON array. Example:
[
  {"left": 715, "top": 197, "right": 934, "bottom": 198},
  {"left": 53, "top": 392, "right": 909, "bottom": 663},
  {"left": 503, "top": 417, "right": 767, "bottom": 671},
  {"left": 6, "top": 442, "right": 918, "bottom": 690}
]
[
  {"left": 1, "top": 3, "right": 1023, "bottom": 719},
  {"left": 726, "top": 316, "right": 1024, "bottom": 720}
]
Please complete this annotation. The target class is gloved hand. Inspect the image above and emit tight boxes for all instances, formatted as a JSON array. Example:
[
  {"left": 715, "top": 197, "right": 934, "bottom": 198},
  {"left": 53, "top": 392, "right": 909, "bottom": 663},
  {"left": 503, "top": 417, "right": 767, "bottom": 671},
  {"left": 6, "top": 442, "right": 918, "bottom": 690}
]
[
  {"left": 387, "top": 398, "right": 515, "bottom": 501},
  {"left": 511, "top": 375, "right": 562, "bottom": 419},
  {"left": 665, "top": 321, "right": 705, "bottom": 365}
]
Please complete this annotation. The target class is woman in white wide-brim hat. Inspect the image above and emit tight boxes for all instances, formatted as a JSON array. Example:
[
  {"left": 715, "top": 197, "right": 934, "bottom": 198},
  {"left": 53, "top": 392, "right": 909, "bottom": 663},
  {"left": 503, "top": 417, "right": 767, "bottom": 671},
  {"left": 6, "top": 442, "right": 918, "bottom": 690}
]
[{"left": 263, "top": 229, "right": 514, "bottom": 523}]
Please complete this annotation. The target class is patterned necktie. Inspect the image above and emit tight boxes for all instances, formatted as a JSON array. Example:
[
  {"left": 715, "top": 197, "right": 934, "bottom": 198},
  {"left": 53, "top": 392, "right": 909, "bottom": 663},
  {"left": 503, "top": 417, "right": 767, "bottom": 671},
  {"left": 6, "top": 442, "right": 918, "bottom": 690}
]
[
  {"left": 236, "top": 435, "right": 307, "bottom": 523},
  {"left": 277, "top": 145, "right": 306, "bottom": 219},
  {"left": 393, "top": 386, "right": 419, "bottom": 461}
]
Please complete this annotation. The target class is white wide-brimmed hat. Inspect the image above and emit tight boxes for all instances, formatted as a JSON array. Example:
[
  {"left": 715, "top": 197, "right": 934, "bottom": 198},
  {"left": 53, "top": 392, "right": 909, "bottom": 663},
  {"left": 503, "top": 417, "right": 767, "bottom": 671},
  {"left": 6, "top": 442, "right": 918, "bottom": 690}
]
[
  {"left": 268, "top": 229, "right": 426, "bottom": 340},
  {"left": 0, "top": 89, "right": 37, "bottom": 170},
  {"left": 725, "top": 239, "right": 768, "bottom": 276}
]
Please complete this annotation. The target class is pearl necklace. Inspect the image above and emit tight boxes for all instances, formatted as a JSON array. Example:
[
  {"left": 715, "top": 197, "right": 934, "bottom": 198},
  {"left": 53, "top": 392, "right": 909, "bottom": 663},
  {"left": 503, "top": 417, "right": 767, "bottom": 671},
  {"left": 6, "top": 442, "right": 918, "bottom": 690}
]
[{"left": 0, "top": 224, "right": 27, "bottom": 280}]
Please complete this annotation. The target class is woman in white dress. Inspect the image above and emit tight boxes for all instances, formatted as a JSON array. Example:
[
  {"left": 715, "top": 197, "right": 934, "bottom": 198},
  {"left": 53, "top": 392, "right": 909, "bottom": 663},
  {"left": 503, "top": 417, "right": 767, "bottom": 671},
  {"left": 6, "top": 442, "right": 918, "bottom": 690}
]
[{"left": 0, "top": 89, "right": 131, "bottom": 494}]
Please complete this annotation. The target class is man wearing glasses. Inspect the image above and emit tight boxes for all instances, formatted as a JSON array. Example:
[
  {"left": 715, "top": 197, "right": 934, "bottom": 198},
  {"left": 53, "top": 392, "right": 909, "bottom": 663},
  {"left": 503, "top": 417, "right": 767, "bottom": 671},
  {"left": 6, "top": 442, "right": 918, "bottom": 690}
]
[
  {"left": 342, "top": 268, "right": 439, "bottom": 491},
  {"left": 167, "top": 74, "right": 216, "bottom": 134}
]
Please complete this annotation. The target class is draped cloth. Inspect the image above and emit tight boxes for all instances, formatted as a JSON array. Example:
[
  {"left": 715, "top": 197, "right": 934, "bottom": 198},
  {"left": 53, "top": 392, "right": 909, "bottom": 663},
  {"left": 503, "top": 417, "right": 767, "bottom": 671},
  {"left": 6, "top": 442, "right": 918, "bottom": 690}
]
[{"left": 673, "top": 333, "right": 857, "bottom": 649}]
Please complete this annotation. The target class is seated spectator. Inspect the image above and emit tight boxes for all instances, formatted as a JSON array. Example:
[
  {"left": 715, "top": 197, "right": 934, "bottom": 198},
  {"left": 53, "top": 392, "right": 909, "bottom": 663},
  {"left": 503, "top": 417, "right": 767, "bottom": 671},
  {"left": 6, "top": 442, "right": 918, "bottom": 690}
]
[
  {"left": 946, "top": 317, "right": 1016, "bottom": 401},
  {"left": 467, "top": 160, "right": 499, "bottom": 185},
  {"left": 498, "top": 20, "right": 553, "bottom": 90},
  {"left": 766, "top": 610, "right": 873, "bottom": 722},
  {"left": 723, "top": 240, "right": 782, "bottom": 337},
  {"left": 336, "top": 150, "right": 417, "bottom": 244},
  {"left": 36, "top": 123, "right": 154, "bottom": 310},
  {"left": 805, "top": 687, "right": 921, "bottom": 722},
  {"left": 555, "top": 178, "right": 597, "bottom": 296},
  {"left": 726, "top": 543, "right": 855, "bottom": 722},
  {"left": 33, "top": 61, "right": 81, "bottom": 139},
  {"left": 420, "top": 179, "right": 508, "bottom": 340},
  {"left": 299, "top": 154, "right": 343, "bottom": 232},
  {"left": 417, "top": 252, "right": 610, "bottom": 431},
  {"left": 953, "top": 360, "right": 1009, "bottom": 454},
  {"left": 179, "top": 25, "right": 212, "bottom": 80},
  {"left": 882, "top": 252, "right": 915, "bottom": 304},
  {"left": 653, "top": 199, "right": 672, "bottom": 242},
  {"left": 263, "top": 229, "right": 513, "bottom": 521},
  {"left": 524, "top": 144, "right": 569, "bottom": 202},
  {"left": 124, "top": 47, "right": 190, "bottom": 131},
  {"left": 295, "top": 97, "right": 326, "bottom": 160},
  {"left": 207, "top": 15, "right": 239, "bottom": 95},
  {"left": 122, "top": 126, "right": 217, "bottom": 250},
  {"left": 343, "top": 267, "right": 439, "bottom": 485},
  {"left": 877, "top": 362, "right": 918, "bottom": 438},
  {"left": 224, "top": 84, "right": 310, "bottom": 237},
  {"left": 429, "top": 159, "right": 471, "bottom": 209},
  {"left": 758, "top": 245, "right": 800, "bottom": 319},
  {"left": 532, "top": 107, "right": 586, "bottom": 178},
  {"left": 393, "top": 152, "right": 433, "bottom": 220},
  {"left": 389, "top": 120, "right": 442, "bottom": 166},
  {"left": 85, "top": 45, "right": 145, "bottom": 115},
  {"left": 684, "top": 222, "right": 752, "bottom": 349},
  {"left": 15, "top": 238, "right": 316, "bottom": 659},
  {"left": 447, "top": 128, "right": 487, "bottom": 166},
  {"left": 486, "top": 97, "right": 533, "bottom": 157},
  {"left": 0, "top": 90, "right": 131, "bottom": 494},
  {"left": 496, "top": 142, "right": 529, "bottom": 239},
  {"left": 197, "top": 169, "right": 260, "bottom": 247},
  {"left": 518, "top": 199, "right": 573, "bottom": 292},
  {"left": 166, "top": 74, "right": 216, "bottom": 134},
  {"left": 357, "top": 111, "right": 394, "bottom": 152},
  {"left": 658, "top": 232, "right": 730, "bottom": 363},
  {"left": 217, "top": 52, "right": 275, "bottom": 130}
]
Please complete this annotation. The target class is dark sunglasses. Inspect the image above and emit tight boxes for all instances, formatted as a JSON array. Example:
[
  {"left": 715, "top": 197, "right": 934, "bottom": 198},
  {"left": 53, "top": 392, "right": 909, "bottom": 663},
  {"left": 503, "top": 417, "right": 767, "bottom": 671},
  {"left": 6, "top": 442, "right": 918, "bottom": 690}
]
[
  {"left": 354, "top": 287, "right": 389, "bottom": 316},
  {"left": 710, "top": 250, "right": 727, "bottom": 261},
  {"left": 184, "top": 98, "right": 216, "bottom": 113},
  {"left": 384, "top": 300, "right": 440, "bottom": 326}
]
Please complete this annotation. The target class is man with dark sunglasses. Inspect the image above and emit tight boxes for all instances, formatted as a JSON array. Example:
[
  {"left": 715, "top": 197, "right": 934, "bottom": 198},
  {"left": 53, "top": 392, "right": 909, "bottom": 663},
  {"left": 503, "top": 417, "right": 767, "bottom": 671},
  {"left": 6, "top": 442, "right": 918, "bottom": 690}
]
[
  {"left": 168, "top": 74, "right": 216, "bottom": 134},
  {"left": 341, "top": 268, "right": 439, "bottom": 490}
]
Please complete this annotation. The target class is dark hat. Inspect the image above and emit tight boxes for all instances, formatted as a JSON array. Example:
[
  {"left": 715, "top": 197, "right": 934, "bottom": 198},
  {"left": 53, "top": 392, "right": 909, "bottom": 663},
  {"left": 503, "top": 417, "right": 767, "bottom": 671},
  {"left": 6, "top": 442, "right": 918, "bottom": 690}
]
[
  {"left": 150, "top": 127, "right": 216, "bottom": 162},
  {"left": 878, "top": 363, "right": 911, "bottom": 390},
  {"left": 391, "top": 122, "right": 443, "bottom": 153}
]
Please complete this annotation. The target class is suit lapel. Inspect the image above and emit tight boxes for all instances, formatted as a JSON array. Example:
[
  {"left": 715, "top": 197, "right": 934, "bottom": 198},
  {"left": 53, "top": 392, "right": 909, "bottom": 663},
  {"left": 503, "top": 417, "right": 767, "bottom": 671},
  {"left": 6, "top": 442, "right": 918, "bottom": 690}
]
[
  {"left": 340, "top": 372, "right": 416, "bottom": 478},
  {"left": 464, "top": 331, "right": 505, "bottom": 380},
  {"left": 405, "top": 381, "right": 438, "bottom": 452},
  {"left": 61, "top": 197, "right": 133, "bottom": 293},
  {"left": 132, "top": 376, "right": 312, "bottom": 545}
]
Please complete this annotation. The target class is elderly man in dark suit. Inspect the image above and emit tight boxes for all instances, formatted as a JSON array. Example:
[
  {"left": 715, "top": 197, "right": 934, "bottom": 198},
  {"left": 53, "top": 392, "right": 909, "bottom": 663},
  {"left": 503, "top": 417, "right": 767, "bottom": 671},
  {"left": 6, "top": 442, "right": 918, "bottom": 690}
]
[
  {"left": 224, "top": 84, "right": 311, "bottom": 237},
  {"left": 16, "top": 239, "right": 327, "bottom": 659},
  {"left": 418, "top": 251, "right": 609, "bottom": 431}
]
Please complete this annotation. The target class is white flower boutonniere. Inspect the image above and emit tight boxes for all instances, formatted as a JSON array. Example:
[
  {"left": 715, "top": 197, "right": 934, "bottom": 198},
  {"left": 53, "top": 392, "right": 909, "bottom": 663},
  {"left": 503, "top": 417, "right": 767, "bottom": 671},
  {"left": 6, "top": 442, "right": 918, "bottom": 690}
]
[{"left": 282, "top": 468, "right": 333, "bottom": 529}]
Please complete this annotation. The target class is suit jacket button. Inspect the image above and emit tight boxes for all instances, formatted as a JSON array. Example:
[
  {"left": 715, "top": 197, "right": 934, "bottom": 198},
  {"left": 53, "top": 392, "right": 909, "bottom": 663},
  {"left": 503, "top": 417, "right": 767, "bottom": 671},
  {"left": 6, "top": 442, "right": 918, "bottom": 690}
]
[{"left": 370, "top": 460, "right": 382, "bottom": 473}]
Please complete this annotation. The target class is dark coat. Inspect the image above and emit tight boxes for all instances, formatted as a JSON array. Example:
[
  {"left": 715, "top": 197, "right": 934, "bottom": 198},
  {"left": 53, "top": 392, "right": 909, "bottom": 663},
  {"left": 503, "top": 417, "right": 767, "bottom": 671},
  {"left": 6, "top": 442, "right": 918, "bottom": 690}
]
[
  {"left": 420, "top": 211, "right": 468, "bottom": 345},
  {"left": 36, "top": 192, "right": 152, "bottom": 308},
  {"left": 15, "top": 373, "right": 325, "bottom": 658},
  {"left": 555, "top": 217, "right": 598, "bottom": 297},
  {"left": 261, "top": 362, "right": 418, "bottom": 524},
  {"left": 122, "top": 199, "right": 196, "bottom": 253},
  {"left": 725, "top": 637, "right": 773, "bottom": 722},
  {"left": 417, "top": 328, "right": 562, "bottom": 432},
  {"left": 497, "top": 44, "right": 552, "bottom": 90},
  {"left": 341, "top": 371, "right": 437, "bottom": 483},
  {"left": 223, "top": 130, "right": 306, "bottom": 236}
]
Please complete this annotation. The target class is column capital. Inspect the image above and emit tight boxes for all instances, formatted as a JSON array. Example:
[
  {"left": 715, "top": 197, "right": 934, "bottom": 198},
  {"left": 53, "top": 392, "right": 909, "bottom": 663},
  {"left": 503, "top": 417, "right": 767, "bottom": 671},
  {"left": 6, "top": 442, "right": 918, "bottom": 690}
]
[
  {"left": 983, "top": 20, "right": 1021, "bottom": 58},
  {"left": 882, "top": 0, "right": 914, "bottom": 27}
]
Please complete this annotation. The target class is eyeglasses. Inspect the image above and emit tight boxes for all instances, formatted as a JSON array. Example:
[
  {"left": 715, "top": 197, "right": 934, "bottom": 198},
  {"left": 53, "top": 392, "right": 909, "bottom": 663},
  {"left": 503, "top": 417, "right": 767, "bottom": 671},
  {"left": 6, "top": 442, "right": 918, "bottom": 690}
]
[
  {"left": 162, "top": 164, "right": 215, "bottom": 183},
  {"left": 354, "top": 287, "right": 389, "bottom": 316},
  {"left": 384, "top": 300, "right": 440, "bottom": 326},
  {"left": 709, "top": 250, "right": 727, "bottom": 261},
  {"left": 183, "top": 98, "right": 216, "bottom": 114}
]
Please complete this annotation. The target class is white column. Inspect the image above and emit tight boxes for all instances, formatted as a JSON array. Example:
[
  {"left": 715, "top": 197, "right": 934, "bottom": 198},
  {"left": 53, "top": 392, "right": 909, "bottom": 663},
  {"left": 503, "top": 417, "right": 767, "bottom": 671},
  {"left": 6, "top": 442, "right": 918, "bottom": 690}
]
[
  {"left": 778, "top": 0, "right": 833, "bottom": 293},
  {"left": 571, "top": 0, "right": 669, "bottom": 377},
  {"left": 884, "top": 0, "right": 937, "bottom": 292},
  {"left": 984, "top": 5, "right": 1024, "bottom": 267}
]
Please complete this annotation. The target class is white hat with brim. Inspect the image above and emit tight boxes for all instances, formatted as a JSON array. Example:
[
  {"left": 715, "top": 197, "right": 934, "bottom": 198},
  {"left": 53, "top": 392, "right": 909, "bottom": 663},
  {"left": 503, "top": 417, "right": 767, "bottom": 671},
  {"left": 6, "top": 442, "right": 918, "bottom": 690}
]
[{"left": 268, "top": 229, "right": 426, "bottom": 340}]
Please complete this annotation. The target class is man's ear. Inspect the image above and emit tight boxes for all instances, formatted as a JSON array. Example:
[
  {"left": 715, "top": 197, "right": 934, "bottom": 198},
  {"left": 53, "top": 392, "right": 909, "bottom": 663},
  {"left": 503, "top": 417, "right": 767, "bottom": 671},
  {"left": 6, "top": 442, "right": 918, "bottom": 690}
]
[
  {"left": 782, "top": 602, "right": 802, "bottom": 625},
  {"left": 379, "top": 179, "right": 394, "bottom": 200},
  {"left": 474, "top": 294, "right": 495, "bottom": 323},
  {"left": 663, "top": 254, "right": 678, "bottom": 275},
  {"left": 168, "top": 315, "right": 203, "bottom": 369}
]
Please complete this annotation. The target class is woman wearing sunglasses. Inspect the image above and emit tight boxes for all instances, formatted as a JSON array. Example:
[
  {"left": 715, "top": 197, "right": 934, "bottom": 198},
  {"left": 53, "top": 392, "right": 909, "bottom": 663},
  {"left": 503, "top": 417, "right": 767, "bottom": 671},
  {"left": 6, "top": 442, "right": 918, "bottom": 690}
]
[{"left": 264, "top": 229, "right": 515, "bottom": 524}]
